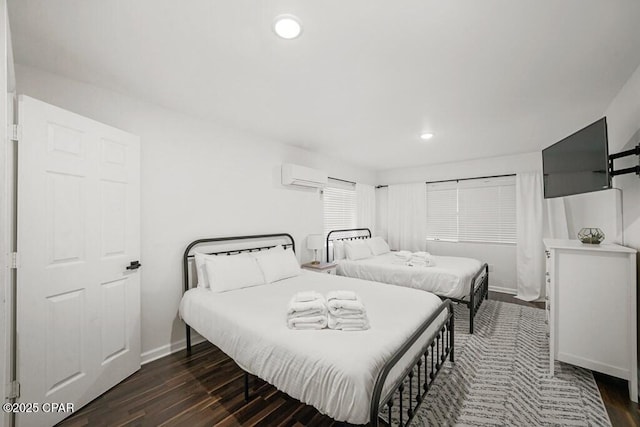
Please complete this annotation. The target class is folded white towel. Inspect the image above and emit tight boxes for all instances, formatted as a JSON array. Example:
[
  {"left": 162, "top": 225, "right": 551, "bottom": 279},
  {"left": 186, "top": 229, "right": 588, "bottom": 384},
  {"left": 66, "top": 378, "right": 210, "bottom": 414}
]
[
  {"left": 293, "top": 291, "right": 324, "bottom": 303},
  {"left": 287, "top": 294, "right": 327, "bottom": 319},
  {"left": 328, "top": 313, "right": 370, "bottom": 331},
  {"left": 395, "top": 250, "right": 412, "bottom": 260},
  {"left": 408, "top": 256, "right": 435, "bottom": 267},
  {"left": 327, "top": 298, "right": 367, "bottom": 318},
  {"left": 326, "top": 290, "right": 357, "bottom": 302},
  {"left": 288, "top": 315, "right": 328, "bottom": 330},
  {"left": 412, "top": 251, "right": 431, "bottom": 257}
]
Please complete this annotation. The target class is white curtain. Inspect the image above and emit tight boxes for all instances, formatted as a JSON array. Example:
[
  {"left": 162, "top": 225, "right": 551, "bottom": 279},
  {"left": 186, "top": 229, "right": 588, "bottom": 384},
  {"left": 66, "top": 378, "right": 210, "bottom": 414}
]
[
  {"left": 375, "top": 187, "right": 389, "bottom": 240},
  {"left": 387, "top": 183, "right": 427, "bottom": 251},
  {"left": 545, "top": 197, "right": 569, "bottom": 240},
  {"left": 516, "top": 172, "right": 545, "bottom": 301},
  {"left": 516, "top": 172, "right": 570, "bottom": 301},
  {"left": 356, "top": 183, "right": 376, "bottom": 233}
]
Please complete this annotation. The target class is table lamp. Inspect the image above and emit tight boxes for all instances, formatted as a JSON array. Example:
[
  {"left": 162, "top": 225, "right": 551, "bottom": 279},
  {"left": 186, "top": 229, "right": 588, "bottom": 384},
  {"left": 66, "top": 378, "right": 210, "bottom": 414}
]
[{"left": 307, "top": 234, "right": 323, "bottom": 265}]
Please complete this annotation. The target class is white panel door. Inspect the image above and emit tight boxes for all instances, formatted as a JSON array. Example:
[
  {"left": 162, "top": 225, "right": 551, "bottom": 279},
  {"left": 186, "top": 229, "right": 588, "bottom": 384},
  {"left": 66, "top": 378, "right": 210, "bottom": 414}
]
[{"left": 16, "top": 96, "right": 140, "bottom": 427}]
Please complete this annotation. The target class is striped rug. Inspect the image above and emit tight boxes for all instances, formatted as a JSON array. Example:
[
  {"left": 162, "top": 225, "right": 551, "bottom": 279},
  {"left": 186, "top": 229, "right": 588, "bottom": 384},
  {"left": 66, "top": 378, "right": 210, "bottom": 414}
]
[{"left": 382, "top": 300, "right": 611, "bottom": 426}]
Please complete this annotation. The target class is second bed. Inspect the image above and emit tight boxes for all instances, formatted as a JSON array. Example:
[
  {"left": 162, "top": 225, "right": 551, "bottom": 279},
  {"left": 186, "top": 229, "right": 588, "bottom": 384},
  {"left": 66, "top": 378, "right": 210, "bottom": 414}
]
[{"left": 327, "top": 228, "right": 489, "bottom": 333}]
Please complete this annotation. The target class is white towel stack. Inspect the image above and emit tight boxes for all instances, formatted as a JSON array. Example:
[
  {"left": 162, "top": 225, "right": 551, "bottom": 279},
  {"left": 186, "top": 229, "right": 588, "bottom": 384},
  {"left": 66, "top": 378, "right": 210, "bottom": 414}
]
[
  {"left": 408, "top": 251, "right": 435, "bottom": 267},
  {"left": 287, "top": 291, "right": 328, "bottom": 330},
  {"left": 395, "top": 250, "right": 412, "bottom": 260},
  {"left": 326, "top": 290, "right": 370, "bottom": 331},
  {"left": 393, "top": 250, "right": 412, "bottom": 264}
]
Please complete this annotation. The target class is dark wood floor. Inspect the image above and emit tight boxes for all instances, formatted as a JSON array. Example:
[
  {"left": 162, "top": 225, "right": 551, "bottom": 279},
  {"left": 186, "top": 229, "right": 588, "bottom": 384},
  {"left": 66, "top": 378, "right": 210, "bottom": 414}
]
[{"left": 57, "top": 293, "right": 640, "bottom": 427}]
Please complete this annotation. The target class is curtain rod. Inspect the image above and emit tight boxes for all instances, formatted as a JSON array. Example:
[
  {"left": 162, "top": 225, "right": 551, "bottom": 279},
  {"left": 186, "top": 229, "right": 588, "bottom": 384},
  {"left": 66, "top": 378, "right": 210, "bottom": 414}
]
[
  {"left": 426, "top": 173, "right": 516, "bottom": 184},
  {"left": 375, "top": 173, "right": 516, "bottom": 188},
  {"left": 328, "top": 176, "right": 356, "bottom": 185}
]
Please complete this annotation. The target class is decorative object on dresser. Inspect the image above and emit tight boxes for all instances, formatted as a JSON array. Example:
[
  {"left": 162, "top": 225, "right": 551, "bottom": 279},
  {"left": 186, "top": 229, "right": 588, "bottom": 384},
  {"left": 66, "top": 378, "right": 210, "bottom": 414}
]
[
  {"left": 577, "top": 228, "right": 605, "bottom": 244},
  {"left": 544, "top": 238, "right": 637, "bottom": 402},
  {"left": 301, "top": 261, "right": 337, "bottom": 275},
  {"left": 306, "top": 234, "right": 324, "bottom": 264}
]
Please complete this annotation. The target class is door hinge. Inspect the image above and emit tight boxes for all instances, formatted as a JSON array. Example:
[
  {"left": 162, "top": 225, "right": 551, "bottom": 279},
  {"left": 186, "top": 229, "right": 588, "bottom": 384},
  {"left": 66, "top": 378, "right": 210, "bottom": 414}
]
[
  {"left": 8, "top": 124, "right": 21, "bottom": 142},
  {"left": 6, "top": 381, "right": 20, "bottom": 399},
  {"left": 9, "top": 252, "right": 18, "bottom": 269}
]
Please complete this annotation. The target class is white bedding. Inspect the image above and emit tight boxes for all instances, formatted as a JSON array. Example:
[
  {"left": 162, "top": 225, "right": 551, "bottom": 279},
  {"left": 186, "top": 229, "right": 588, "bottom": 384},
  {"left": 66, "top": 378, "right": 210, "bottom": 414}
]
[
  {"left": 337, "top": 252, "right": 483, "bottom": 299},
  {"left": 179, "top": 271, "right": 445, "bottom": 424}
]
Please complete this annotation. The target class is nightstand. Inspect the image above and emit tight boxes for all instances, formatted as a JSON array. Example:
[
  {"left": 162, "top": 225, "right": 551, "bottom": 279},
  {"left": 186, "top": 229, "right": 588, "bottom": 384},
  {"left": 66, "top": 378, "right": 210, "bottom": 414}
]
[{"left": 301, "top": 262, "right": 337, "bottom": 275}]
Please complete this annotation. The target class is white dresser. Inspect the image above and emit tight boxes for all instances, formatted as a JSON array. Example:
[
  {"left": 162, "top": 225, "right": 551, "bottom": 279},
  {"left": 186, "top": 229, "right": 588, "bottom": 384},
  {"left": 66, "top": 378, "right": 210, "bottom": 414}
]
[{"left": 544, "top": 239, "right": 637, "bottom": 402}]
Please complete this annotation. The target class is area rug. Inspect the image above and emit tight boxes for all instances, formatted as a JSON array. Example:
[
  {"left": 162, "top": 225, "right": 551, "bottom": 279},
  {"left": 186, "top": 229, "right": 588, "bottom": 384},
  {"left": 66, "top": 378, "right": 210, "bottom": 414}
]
[{"left": 381, "top": 300, "right": 611, "bottom": 426}]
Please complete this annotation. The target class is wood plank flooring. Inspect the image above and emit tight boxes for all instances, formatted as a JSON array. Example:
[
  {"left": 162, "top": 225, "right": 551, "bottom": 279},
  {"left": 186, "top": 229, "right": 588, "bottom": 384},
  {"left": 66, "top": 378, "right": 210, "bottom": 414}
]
[{"left": 57, "top": 293, "right": 639, "bottom": 426}]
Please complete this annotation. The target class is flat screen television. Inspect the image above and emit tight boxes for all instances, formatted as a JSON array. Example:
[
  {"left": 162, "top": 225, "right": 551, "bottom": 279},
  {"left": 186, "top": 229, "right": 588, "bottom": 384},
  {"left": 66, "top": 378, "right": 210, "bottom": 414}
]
[{"left": 542, "top": 117, "right": 610, "bottom": 199}]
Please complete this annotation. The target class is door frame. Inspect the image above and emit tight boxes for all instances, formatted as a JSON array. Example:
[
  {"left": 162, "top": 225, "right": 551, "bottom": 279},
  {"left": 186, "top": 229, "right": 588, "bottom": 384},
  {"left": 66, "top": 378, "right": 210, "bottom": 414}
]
[{"left": 1, "top": 2, "right": 14, "bottom": 426}]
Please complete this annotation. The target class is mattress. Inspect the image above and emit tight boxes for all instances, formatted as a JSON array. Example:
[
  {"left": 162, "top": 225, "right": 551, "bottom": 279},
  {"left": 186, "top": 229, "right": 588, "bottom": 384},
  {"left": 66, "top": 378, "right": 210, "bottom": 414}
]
[
  {"left": 179, "top": 271, "right": 445, "bottom": 424},
  {"left": 336, "top": 252, "right": 483, "bottom": 299}
]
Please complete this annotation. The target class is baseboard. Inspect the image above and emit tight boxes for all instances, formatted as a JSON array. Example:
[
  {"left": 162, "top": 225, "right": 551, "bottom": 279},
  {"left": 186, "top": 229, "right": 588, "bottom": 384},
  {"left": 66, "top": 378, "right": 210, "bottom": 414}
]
[
  {"left": 488, "top": 286, "right": 517, "bottom": 295},
  {"left": 141, "top": 334, "right": 206, "bottom": 365}
]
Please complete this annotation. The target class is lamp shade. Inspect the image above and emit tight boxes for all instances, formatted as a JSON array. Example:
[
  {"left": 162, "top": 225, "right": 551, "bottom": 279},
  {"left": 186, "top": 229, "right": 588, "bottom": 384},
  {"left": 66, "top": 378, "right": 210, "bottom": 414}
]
[{"left": 307, "top": 234, "right": 324, "bottom": 250}]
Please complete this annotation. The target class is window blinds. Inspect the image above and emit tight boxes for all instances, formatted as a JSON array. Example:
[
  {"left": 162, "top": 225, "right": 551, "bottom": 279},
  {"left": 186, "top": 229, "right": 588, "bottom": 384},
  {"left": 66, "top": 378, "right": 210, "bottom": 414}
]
[
  {"left": 323, "top": 179, "right": 357, "bottom": 237},
  {"left": 426, "top": 182, "right": 458, "bottom": 241},
  {"left": 458, "top": 177, "right": 516, "bottom": 243},
  {"left": 426, "top": 176, "right": 516, "bottom": 244}
]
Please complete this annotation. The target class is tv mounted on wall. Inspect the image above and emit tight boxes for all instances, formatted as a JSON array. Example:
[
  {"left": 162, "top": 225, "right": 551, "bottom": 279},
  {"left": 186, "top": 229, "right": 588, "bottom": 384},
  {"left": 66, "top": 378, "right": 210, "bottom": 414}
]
[{"left": 542, "top": 117, "right": 611, "bottom": 199}]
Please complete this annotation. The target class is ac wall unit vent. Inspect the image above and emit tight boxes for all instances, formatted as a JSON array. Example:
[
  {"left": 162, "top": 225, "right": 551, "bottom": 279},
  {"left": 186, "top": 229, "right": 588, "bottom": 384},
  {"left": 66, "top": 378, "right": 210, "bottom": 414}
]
[{"left": 281, "top": 164, "right": 328, "bottom": 188}]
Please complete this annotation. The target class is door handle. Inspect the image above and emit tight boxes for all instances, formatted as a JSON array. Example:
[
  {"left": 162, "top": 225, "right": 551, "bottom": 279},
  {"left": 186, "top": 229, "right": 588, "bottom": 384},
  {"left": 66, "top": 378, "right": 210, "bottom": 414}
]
[{"left": 126, "top": 261, "right": 142, "bottom": 271}]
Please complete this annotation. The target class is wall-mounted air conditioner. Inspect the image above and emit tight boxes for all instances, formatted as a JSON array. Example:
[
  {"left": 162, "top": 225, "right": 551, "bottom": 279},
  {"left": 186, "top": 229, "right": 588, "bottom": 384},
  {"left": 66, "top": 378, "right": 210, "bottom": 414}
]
[{"left": 281, "top": 164, "right": 328, "bottom": 188}]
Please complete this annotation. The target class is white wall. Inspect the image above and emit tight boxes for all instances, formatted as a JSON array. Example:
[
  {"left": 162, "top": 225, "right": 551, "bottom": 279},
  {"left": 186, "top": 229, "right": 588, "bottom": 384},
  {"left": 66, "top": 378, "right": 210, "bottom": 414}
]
[
  {"left": 602, "top": 60, "right": 640, "bottom": 397},
  {"left": 563, "top": 189, "right": 622, "bottom": 244},
  {"left": 376, "top": 152, "right": 542, "bottom": 185},
  {"left": 375, "top": 152, "right": 541, "bottom": 294},
  {"left": 15, "top": 64, "right": 376, "bottom": 363},
  {"left": 606, "top": 62, "right": 640, "bottom": 253}
]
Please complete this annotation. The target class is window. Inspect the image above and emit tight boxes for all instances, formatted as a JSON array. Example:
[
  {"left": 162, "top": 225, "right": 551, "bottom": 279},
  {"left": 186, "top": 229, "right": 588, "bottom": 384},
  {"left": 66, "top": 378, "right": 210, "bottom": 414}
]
[
  {"left": 323, "top": 179, "right": 357, "bottom": 238},
  {"left": 426, "top": 176, "right": 516, "bottom": 244},
  {"left": 426, "top": 182, "right": 458, "bottom": 241}
]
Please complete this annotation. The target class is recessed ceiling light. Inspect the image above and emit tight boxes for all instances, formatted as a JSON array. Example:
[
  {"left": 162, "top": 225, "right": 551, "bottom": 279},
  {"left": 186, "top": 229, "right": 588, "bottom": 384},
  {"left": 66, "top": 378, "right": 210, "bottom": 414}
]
[
  {"left": 273, "top": 15, "right": 302, "bottom": 40},
  {"left": 420, "top": 133, "right": 434, "bottom": 140}
]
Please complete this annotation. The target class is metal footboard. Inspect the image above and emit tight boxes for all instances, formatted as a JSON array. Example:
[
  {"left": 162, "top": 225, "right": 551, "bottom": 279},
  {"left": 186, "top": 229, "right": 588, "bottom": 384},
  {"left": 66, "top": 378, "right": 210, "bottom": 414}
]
[
  {"left": 468, "top": 263, "right": 489, "bottom": 334},
  {"left": 370, "top": 300, "right": 455, "bottom": 426}
]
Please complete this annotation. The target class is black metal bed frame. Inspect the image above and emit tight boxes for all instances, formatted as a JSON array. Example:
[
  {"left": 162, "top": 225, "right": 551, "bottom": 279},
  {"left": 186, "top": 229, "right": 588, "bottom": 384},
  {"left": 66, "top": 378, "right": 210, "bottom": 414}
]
[
  {"left": 326, "top": 228, "right": 489, "bottom": 334},
  {"left": 182, "top": 233, "right": 454, "bottom": 426}
]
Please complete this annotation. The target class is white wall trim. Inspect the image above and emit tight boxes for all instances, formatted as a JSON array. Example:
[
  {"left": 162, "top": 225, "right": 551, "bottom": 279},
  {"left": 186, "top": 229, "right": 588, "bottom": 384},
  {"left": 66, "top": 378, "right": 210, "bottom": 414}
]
[
  {"left": 489, "top": 286, "right": 517, "bottom": 295},
  {"left": 141, "top": 334, "right": 206, "bottom": 365}
]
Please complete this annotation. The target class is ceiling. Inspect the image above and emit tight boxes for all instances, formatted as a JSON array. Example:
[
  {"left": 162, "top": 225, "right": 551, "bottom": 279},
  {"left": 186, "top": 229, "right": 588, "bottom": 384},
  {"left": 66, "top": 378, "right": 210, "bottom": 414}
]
[{"left": 8, "top": 0, "right": 640, "bottom": 170}]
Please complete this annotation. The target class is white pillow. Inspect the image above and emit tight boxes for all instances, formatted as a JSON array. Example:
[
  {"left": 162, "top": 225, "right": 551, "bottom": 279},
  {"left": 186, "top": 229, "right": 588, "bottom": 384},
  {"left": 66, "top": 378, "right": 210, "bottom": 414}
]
[
  {"left": 344, "top": 240, "right": 373, "bottom": 260},
  {"left": 333, "top": 240, "right": 345, "bottom": 261},
  {"left": 194, "top": 252, "right": 213, "bottom": 288},
  {"left": 367, "top": 237, "right": 391, "bottom": 256},
  {"left": 254, "top": 245, "right": 301, "bottom": 283},
  {"left": 204, "top": 253, "right": 265, "bottom": 293}
]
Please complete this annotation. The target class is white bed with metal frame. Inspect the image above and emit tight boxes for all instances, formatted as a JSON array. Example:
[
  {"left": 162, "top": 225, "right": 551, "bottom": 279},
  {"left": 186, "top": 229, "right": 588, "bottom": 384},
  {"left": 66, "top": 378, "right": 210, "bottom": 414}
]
[
  {"left": 327, "top": 228, "right": 489, "bottom": 334},
  {"left": 180, "top": 233, "right": 454, "bottom": 426}
]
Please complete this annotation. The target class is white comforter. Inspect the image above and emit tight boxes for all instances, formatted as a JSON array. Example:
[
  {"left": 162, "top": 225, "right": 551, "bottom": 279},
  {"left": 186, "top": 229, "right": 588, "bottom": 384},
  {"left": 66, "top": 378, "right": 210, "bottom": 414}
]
[
  {"left": 337, "top": 252, "right": 483, "bottom": 299},
  {"left": 179, "top": 271, "right": 445, "bottom": 424}
]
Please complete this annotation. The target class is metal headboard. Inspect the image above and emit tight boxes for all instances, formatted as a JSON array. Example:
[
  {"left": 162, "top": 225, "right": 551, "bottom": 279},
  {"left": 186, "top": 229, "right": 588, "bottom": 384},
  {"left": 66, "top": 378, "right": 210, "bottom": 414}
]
[
  {"left": 182, "top": 233, "right": 295, "bottom": 294},
  {"left": 182, "top": 233, "right": 295, "bottom": 354},
  {"left": 325, "top": 228, "right": 371, "bottom": 262}
]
